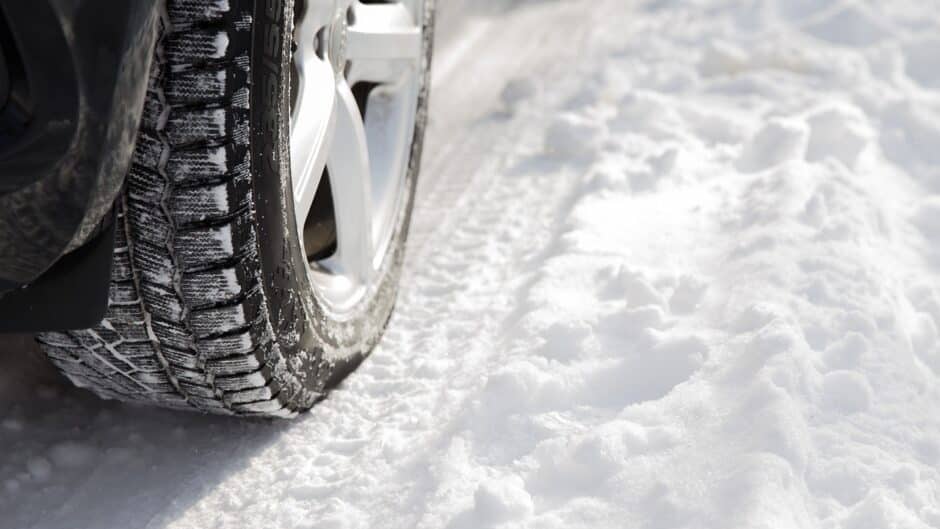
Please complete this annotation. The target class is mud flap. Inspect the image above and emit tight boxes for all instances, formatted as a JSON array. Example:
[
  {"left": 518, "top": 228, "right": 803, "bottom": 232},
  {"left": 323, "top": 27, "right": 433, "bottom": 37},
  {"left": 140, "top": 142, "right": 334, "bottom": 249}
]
[{"left": 0, "top": 217, "right": 115, "bottom": 333}]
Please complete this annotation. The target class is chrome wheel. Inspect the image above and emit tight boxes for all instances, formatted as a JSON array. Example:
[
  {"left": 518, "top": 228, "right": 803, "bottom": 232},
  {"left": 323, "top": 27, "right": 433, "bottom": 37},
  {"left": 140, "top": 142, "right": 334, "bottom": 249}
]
[{"left": 290, "top": 0, "right": 425, "bottom": 318}]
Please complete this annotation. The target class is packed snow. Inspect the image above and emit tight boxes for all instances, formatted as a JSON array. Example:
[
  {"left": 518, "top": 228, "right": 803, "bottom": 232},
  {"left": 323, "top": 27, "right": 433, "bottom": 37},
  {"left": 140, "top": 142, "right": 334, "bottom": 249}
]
[{"left": 3, "top": 0, "right": 940, "bottom": 527}]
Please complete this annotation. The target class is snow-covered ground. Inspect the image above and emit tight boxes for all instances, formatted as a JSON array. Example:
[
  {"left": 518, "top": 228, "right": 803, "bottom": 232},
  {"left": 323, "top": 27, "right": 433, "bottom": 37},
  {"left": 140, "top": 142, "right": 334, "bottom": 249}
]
[{"left": 3, "top": 0, "right": 940, "bottom": 527}]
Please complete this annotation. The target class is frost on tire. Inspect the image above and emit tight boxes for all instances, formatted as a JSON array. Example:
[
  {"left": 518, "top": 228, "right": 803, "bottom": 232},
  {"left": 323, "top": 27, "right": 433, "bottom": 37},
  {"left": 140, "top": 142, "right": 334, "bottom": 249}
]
[{"left": 35, "top": 0, "right": 433, "bottom": 418}]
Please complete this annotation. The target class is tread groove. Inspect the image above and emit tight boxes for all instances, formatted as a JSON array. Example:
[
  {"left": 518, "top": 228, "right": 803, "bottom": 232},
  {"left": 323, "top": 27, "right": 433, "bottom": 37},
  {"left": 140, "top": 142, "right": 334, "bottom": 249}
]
[{"left": 118, "top": 13, "right": 204, "bottom": 410}]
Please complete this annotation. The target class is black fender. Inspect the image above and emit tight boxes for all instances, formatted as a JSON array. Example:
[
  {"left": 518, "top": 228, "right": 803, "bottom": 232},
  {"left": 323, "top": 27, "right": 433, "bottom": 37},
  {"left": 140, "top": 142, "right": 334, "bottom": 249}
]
[{"left": 0, "top": 0, "right": 159, "bottom": 330}]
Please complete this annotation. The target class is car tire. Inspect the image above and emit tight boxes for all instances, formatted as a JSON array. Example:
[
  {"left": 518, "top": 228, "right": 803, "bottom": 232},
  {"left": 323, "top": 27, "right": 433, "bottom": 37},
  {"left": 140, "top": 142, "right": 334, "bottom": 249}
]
[{"left": 36, "top": 0, "right": 434, "bottom": 417}]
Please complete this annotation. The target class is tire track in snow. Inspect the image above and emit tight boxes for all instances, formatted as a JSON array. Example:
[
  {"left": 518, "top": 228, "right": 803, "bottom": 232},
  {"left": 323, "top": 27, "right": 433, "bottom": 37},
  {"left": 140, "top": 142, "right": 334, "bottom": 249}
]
[{"left": 158, "top": 2, "right": 605, "bottom": 527}]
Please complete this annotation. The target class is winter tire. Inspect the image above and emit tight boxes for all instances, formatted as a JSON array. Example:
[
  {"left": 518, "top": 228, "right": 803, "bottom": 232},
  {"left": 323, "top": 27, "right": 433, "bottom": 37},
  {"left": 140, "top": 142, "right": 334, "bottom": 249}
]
[{"left": 36, "top": 0, "right": 435, "bottom": 418}]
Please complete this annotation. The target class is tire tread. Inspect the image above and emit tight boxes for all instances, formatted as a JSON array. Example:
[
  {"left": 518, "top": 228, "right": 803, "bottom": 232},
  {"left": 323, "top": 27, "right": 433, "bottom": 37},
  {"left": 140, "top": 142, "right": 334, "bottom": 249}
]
[{"left": 36, "top": 0, "right": 305, "bottom": 418}]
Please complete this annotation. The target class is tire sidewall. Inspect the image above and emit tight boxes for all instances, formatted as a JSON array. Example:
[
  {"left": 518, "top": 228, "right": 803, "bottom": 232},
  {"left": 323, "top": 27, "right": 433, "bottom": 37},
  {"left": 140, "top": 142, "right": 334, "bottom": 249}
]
[{"left": 248, "top": 0, "right": 435, "bottom": 382}]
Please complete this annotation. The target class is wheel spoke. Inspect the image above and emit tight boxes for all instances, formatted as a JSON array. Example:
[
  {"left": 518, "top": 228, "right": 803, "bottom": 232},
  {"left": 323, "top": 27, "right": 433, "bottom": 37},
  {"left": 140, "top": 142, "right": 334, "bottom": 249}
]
[
  {"left": 290, "top": 0, "right": 424, "bottom": 312},
  {"left": 325, "top": 80, "right": 373, "bottom": 281},
  {"left": 291, "top": 57, "right": 338, "bottom": 231},
  {"left": 347, "top": 3, "right": 422, "bottom": 62}
]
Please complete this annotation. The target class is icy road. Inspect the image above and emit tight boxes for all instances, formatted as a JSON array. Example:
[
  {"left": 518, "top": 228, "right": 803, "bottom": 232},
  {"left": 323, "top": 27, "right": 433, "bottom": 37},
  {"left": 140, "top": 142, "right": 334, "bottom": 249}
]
[{"left": 4, "top": 0, "right": 940, "bottom": 527}]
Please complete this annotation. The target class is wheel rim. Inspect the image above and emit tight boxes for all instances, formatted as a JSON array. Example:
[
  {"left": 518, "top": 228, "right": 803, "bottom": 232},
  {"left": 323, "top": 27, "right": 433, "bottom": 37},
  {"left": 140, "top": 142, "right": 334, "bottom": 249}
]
[{"left": 290, "top": 0, "right": 424, "bottom": 318}]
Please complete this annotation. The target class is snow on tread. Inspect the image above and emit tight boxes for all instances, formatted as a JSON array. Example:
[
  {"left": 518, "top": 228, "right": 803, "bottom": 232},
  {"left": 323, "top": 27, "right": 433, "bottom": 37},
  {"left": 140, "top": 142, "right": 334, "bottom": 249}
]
[{"left": 35, "top": 0, "right": 306, "bottom": 417}]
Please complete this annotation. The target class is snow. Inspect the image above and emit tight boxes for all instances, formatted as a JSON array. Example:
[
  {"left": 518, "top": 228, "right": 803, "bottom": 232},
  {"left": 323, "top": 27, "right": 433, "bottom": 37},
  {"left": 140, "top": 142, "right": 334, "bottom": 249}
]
[
  {"left": 736, "top": 117, "right": 811, "bottom": 172},
  {"left": 3, "top": 0, "right": 940, "bottom": 527}
]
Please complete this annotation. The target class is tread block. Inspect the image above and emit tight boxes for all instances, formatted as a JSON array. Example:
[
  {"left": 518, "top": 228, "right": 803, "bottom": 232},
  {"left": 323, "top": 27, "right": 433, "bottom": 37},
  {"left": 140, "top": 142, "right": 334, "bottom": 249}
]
[
  {"left": 199, "top": 328, "right": 266, "bottom": 359},
  {"left": 214, "top": 366, "right": 271, "bottom": 391},
  {"left": 180, "top": 263, "right": 250, "bottom": 304},
  {"left": 178, "top": 380, "right": 219, "bottom": 399},
  {"left": 140, "top": 282, "right": 185, "bottom": 321},
  {"left": 105, "top": 303, "right": 145, "bottom": 321},
  {"left": 168, "top": 67, "right": 251, "bottom": 109},
  {"left": 111, "top": 256, "right": 134, "bottom": 283},
  {"left": 128, "top": 357, "right": 168, "bottom": 373},
  {"left": 108, "top": 279, "right": 140, "bottom": 305},
  {"left": 134, "top": 371, "right": 169, "bottom": 385},
  {"left": 170, "top": 365, "right": 209, "bottom": 384},
  {"left": 127, "top": 166, "right": 168, "bottom": 205},
  {"left": 187, "top": 396, "right": 234, "bottom": 413},
  {"left": 110, "top": 340, "right": 158, "bottom": 358},
  {"left": 131, "top": 243, "right": 176, "bottom": 288},
  {"left": 175, "top": 214, "right": 254, "bottom": 268},
  {"left": 167, "top": 67, "right": 228, "bottom": 103},
  {"left": 167, "top": 0, "right": 231, "bottom": 28},
  {"left": 126, "top": 200, "right": 173, "bottom": 248},
  {"left": 205, "top": 349, "right": 264, "bottom": 375},
  {"left": 176, "top": 223, "right": 235, "bottom": 261},
  {"left": 170, "top": 178, "right": 249, "bottom": 225},
  {"left": 232, "top": 398, "right": 288, "bottom": 415},
  {"left": 133, "top": 131, "right": 166, "bottom": 170},
  {"left": 99, "top": 319, "right": 151, "bottom": 343},
  {"left": 224, "top": 385, "right": 275, "bottom": 405},
  {"left": 165, "top": 30, "right": 232, "bottom": 66},
  {"left": 140, "top": 90, "right": 167, "bottom": 130},
  {"left": 151, "top": 319, "right": 195, "bottom": 351},
  {"left": 166, "top": 143, "right": 246, "bottom": 184},
  {"left": 190, "top": 288, "right": 262, "bottom": 338},
  {"left": 165, "top": 107, "right": 229, "bottom": 146},
  {"left": 161, "top": 345, "right": 201, "bottom": 370},
  {"left": 192, "top": 304, "right": 249, "bottom": 339}
]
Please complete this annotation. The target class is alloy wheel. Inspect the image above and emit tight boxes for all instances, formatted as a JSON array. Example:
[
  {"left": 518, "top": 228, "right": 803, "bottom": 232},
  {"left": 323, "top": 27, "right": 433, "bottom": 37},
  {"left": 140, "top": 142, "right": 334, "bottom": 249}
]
[{"left": 290, "top": 0, "right": 425, "bottom": 318}]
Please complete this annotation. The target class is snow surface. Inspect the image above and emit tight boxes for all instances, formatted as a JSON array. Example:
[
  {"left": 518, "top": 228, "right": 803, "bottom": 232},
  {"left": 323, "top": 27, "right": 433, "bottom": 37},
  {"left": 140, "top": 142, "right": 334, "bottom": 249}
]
[{"left": 3, "top": 0, "right": 940, "bottom": 527}]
